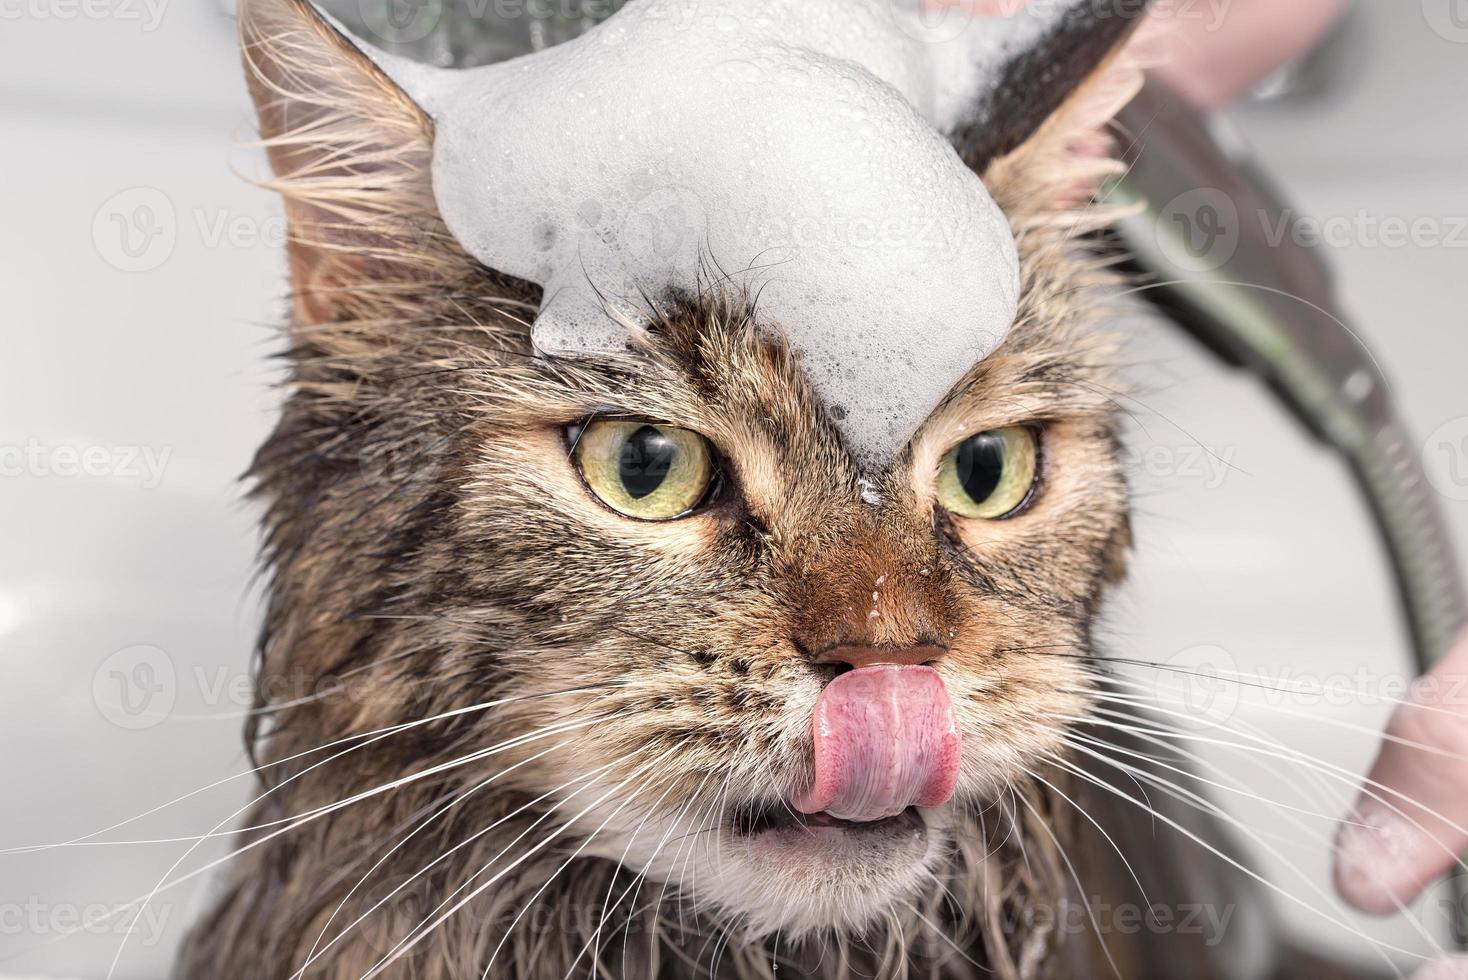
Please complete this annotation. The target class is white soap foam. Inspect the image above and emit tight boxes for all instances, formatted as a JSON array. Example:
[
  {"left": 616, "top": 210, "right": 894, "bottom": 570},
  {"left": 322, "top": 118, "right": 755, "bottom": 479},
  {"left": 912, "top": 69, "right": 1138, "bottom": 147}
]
[{"left": 348, "top": 0, "right": 1081, "bottom": 466}]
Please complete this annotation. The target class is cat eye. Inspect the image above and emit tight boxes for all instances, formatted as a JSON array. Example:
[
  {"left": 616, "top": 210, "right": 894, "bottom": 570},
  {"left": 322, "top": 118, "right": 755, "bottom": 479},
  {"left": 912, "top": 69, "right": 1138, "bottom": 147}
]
[
  {"left": 572, "top": 420, "right": 717, "bottom": 521},
  {"left": 935, "top": 426, "right": 1040, "bottom": 520}
]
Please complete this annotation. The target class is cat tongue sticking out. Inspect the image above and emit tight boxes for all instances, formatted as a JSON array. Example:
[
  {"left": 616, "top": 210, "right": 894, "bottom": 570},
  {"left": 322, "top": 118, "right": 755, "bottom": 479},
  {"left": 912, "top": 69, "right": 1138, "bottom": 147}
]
[{"left": 794, "top": 666, "right": 961, "bottom": 823}]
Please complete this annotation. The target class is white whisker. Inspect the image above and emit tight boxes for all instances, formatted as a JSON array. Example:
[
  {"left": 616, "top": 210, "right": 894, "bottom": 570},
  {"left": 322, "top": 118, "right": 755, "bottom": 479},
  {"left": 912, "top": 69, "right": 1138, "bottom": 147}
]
[{"left": 360, "top": 744, "right": 677, "bottom": 980}]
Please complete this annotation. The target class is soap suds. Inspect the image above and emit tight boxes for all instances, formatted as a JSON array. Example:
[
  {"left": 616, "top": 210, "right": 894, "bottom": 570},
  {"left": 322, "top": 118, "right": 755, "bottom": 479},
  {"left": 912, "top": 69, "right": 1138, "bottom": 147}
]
[{"left": 343, "top": 0, "right": 1082, "bottom": 465}]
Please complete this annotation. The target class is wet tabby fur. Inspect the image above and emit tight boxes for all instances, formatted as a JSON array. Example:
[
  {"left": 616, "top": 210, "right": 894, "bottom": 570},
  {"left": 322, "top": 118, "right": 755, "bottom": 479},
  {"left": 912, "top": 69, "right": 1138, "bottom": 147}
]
[{"left": 179, "top": 2, "right": 1268, "bottom": 978}]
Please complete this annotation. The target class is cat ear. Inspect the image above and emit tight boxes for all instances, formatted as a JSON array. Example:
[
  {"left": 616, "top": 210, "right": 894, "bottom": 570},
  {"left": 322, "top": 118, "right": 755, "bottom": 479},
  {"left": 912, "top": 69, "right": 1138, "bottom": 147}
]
[
  {"left": 238, "top": 0, "right": 465, "bottom": 326},
  {"left": 955, "top": 3, "right": 1154, "bottom": 221}
]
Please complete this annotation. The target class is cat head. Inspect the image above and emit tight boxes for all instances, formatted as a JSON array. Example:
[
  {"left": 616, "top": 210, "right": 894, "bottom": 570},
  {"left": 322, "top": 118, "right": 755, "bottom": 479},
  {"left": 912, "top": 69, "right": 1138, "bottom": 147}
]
[{"left": 231, "top": 0, "right": 1148, "bottom": 969}]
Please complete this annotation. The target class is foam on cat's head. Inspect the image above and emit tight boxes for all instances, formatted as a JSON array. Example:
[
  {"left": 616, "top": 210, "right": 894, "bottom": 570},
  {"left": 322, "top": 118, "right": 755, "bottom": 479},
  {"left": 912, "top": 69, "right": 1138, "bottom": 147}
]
[{"left": 350, "top": 0, "right": 1081, "bottom": 467}]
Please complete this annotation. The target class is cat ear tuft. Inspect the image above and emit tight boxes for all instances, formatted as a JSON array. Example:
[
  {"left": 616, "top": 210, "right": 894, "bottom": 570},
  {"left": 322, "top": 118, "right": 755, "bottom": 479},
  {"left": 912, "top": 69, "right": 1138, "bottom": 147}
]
[
  {"left": 238, "top": 0, "right": 463, "bottom": 326},
  {"left": 958, "top": 2, "right": 1155, "bottom": 222}
]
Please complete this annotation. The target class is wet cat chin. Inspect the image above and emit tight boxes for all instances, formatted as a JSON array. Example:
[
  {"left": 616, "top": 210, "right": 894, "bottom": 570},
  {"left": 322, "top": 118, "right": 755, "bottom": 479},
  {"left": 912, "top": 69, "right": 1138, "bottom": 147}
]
[{"left": 592, "top": 803, "right": 952, "bottom": 937}]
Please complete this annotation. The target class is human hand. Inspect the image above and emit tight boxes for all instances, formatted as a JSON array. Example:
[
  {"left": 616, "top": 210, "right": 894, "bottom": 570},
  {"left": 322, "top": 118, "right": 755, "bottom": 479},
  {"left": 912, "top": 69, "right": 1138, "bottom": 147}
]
[
  {"left": 1335, "top": 629, "right": 1468, "bottom": 952},
  {"left": 1415, "top": 956, "right": 1468, "bottom": 979},
  {"left": 924, "top": 0, "right": 1348, "bottom": 109}
]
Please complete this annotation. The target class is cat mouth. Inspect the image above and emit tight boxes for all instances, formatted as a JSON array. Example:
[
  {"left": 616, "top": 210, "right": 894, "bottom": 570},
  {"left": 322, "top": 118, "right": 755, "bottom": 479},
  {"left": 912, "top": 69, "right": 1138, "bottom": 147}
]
[{"left": 731, "top": 802, "right": 927, "bottom": 840}]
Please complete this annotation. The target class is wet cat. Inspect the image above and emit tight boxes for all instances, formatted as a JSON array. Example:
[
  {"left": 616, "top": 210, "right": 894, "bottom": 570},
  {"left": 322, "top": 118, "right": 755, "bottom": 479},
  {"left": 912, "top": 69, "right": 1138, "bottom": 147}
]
[{"left": 175, "top": 1, "right": 1347, "bottom": 978}]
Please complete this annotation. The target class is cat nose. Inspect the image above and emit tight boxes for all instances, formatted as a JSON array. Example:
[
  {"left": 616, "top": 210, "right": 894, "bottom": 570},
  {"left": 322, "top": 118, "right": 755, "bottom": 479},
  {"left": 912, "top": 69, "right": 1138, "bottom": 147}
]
[{"left": 812, "top": 644, "right": 947, "bottom": 671}]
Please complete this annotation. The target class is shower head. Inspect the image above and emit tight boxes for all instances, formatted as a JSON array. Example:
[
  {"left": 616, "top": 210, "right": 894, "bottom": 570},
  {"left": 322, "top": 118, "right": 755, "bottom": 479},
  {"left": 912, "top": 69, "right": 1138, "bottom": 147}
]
[{"left": 1110, "top": 78, "right": 1468, "bottom": 947}]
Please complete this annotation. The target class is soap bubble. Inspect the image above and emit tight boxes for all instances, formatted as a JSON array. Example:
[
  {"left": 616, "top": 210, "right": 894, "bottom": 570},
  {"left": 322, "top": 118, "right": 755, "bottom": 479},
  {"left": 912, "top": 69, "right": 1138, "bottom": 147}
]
[
  {"left": 363, "top": 0, "right": 1082, "bottom": 465},
  {"left": 619, "top": 183, "right": 707, "bottom": 268}
]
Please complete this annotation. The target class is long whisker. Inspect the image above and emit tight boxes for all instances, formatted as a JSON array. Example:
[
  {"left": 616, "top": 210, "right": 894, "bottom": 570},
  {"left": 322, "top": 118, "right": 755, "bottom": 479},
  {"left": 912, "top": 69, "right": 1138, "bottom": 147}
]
[
  {"left": 1063, "top": 720, "right": 1446, "bottom": 959},
  {"left": 1046, "top": 746, "right": 1425, "bottom": 962},
  {"left": 4, "top": 683, "right": 619, "bottom": 856},
  {"left": 39, "top": 714, "right": 614, "bottom": 851},
  {"left": 604, "top": 772, "right": 719, "bottom": 978},
  {"left": 295, "top": 759, "right": 621, "bottom": 978},
  {"left": 571, "top": 779, "right": 685, "bottom": 980},
  {"left": 1057, "top": 732, "right": 1434, "bottom": 970},
  {"left": 478, "top": 760, "right": 676, "bottom": 979},
  {"left": 1072, "top": 699, "right": 1468, "bottom": 877},
  {"left": 39, "top": 711, "right": 619, "bottom": 971},
  {"left": 1017, "top": 763, "right": 1156, "bottom": 917},
  {"left": 899, "top": 901, "right": 989, "bottom": 975},
  {"left": 1011, "top": 786, "right": 1124, "bottom": 980},
  {"left": 1063, "top": 718, "right": 1361, "bottom": 825},
  {"left": 291, "top": 735, "right": 580, "bottom": 978},
  {"left": 1086, "top": 674, "right": 1468, "bottom": 761},
  {"left": 360, "top": 745, "right": 676, "bottom": 980}
]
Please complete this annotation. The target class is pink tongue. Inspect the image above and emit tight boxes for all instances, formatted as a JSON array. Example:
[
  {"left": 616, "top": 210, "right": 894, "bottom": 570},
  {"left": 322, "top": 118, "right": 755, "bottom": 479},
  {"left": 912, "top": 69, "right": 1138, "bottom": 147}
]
[{"left": 793, "top": 665, "right": 961, "bottom": 823}]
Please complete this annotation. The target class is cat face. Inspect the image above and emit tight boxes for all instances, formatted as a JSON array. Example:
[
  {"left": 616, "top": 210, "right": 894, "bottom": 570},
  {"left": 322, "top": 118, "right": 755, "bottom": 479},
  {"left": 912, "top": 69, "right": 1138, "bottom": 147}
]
[
  {"left": 198, "top": 0, "right": 1148, "bottom": 973},
  {"left": 455, "top": 290, "right": 1128, "bottom": 936}
]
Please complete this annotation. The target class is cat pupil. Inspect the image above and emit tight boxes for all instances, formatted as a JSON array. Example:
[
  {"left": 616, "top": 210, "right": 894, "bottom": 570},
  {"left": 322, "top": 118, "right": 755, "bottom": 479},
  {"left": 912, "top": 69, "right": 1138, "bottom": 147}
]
[
  {"left": 618, "top": 425, "right": 678, "bottom": 499},
  {"left": 955, "top": 434, "right": 1005, "bottom": 503}
]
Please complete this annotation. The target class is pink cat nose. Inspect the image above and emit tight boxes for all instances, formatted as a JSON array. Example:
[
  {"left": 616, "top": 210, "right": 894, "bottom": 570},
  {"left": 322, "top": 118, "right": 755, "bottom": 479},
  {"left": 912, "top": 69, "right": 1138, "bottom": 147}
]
[{"left": 813, "top": 645, "right": 947, "bottom": 671}]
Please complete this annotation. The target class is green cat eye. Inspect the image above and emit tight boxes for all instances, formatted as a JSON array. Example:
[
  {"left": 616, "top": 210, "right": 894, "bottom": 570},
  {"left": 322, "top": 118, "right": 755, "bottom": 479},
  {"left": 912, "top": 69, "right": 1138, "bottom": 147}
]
[
  {"left": 573, "top": 420, "right": 715, "bottom": 521},
  {"left": 936, "top": 426, "right": 1040, "bottom": 520}
]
